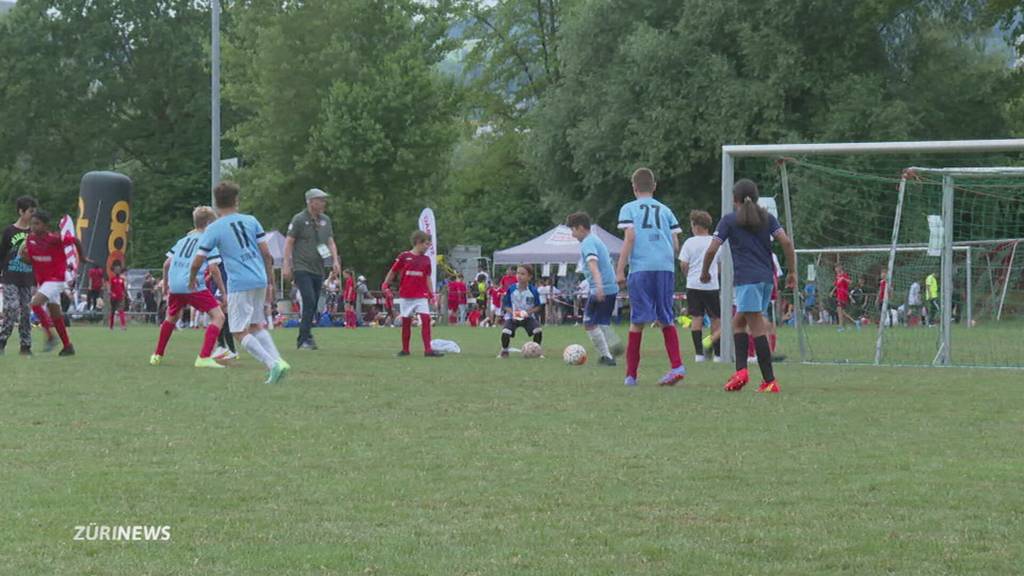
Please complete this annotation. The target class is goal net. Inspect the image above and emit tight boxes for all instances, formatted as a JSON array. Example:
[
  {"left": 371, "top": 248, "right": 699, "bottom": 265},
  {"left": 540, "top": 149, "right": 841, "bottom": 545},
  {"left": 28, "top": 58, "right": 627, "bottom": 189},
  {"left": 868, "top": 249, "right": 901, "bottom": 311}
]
[{"left": 721, "top": 140, "right": 1024, "bottom": 369}]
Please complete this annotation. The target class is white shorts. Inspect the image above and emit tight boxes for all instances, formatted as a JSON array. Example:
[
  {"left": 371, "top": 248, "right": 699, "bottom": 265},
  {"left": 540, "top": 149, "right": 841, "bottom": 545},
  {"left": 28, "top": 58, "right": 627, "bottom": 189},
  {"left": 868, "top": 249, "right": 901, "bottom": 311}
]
[
  {"left": 489, "top": 303, "right": 501, "bottom": 316},
  {"left": 399, "top": 298, "right": 430, "bottom": 318},
  {"left": 227, "top": 288, "right": 267, "bottom": 332},
  {"left": 37, "top": 281, "right": 66, "bottom": 303}
]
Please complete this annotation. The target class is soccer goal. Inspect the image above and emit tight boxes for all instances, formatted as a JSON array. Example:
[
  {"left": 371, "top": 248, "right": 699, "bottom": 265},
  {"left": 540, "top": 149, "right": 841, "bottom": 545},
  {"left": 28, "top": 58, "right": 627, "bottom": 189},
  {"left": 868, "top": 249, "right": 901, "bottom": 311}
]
[{"left": 719, "top": 139, "right": 1024, "bottom": 369}]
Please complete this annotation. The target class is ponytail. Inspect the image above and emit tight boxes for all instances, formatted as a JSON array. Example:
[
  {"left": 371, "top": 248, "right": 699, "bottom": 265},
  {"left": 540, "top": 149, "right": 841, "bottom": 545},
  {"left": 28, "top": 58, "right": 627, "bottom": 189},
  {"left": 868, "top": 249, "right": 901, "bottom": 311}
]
[{"left": 733, "top": 179, "right": 767, "bottom": 232}]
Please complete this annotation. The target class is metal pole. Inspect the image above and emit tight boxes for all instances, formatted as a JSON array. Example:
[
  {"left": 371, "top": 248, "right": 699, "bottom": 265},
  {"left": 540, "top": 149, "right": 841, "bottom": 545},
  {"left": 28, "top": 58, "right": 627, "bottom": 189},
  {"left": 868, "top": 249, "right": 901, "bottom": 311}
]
[
  {"left": 997, "top": 241, "right": 1018, "bottom": 321},
  {"left": 719, "top": 152, "right": 735, "bottom": 362},
  {"left": 965, "top": 246, "right": 972, "bottom": 328},
  {"left": 875, "top": 174, "right": 908, "bottom": 365},
  {"left": 211, "top": 0, "right": 221, "bottom": 202},
  {"left": 939, "top": 175, "right": 954, "bottom": 366},
  {"left": 779, "top": 162, "right": 805, "bottom": 361}
]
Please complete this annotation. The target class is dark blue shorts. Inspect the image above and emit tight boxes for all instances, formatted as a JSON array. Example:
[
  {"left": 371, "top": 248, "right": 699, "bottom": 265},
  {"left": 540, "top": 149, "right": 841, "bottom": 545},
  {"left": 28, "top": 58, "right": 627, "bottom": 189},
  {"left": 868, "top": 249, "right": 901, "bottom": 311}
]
[
  {"left": 583, "top": 295, "right": 616, "bottom": 326},
  {"left": 627, "top": 271, "right": 675, "bottom": 325}
]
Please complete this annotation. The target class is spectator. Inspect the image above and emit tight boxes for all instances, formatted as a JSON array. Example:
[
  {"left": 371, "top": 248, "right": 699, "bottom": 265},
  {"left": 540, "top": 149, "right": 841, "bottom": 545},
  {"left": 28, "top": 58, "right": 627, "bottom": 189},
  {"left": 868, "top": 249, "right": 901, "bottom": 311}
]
[{"left": 283, "top": 188, "right": 341, "bottom": 350}]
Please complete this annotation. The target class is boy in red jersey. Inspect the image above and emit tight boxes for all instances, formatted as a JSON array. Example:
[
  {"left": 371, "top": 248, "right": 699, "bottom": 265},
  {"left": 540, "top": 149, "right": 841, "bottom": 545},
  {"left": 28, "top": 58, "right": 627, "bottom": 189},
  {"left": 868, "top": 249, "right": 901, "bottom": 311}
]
[
  {"left": 831, "top": 264, "right": 857, "bottom": 331},
  {"left": 487, "top": 283, "right": 503, "bottom": 325},
  {"left": 108, "top": 262, "right": 128, "bottom": 330},
  {"left": 86, "top": 265, "right": 105, "bottom": 311},
  {"left": 446, "top": 273, "right": 467, "bottom": 324},
  {"left": 342, "top": 268, "right": 358, "bottom": 329},
  {"left": 382, "top": 230, "right": 443, "bottom": 357},
  {"left": 19, "top": 210, "right": 88, "bottom": 355}
]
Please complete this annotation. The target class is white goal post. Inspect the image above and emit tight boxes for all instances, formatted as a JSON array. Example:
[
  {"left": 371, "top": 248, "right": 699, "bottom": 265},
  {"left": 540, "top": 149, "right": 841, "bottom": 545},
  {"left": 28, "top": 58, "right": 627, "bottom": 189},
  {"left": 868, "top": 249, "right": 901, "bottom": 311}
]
[{"left": 718, "top": 139, "right": 1024, "bottom": 363}]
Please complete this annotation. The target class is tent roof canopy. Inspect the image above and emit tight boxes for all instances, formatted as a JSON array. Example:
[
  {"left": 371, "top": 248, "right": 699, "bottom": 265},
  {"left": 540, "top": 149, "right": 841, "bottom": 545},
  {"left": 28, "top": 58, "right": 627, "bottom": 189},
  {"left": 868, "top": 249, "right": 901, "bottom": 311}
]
[{"left": 493, "top": 224, "right": 623, "bottom": 266}]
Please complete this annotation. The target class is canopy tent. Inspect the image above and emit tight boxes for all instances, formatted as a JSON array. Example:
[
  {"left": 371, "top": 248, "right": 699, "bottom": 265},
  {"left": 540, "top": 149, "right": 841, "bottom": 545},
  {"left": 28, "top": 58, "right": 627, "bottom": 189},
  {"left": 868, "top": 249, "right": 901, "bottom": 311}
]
[
  {"left": 265, "top": 230, "right": 287, "bottom": 268},
  {"left": 493, "top": 224, "right": 623, "bottom": 266}
]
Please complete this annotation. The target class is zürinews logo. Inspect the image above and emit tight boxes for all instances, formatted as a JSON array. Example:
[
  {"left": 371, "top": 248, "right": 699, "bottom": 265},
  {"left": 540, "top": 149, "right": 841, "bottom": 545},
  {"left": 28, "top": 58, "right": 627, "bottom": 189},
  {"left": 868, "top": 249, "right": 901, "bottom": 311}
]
[{"left": 73, "top": 524, "right": 171, "bottom": 542}]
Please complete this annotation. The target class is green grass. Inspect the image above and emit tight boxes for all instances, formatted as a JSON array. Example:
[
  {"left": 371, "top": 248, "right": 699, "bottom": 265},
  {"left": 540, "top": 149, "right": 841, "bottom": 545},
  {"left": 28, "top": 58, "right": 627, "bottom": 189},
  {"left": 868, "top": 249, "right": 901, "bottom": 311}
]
[{"left": 2, "top": 324, "right": 1022, "bottom": 575}]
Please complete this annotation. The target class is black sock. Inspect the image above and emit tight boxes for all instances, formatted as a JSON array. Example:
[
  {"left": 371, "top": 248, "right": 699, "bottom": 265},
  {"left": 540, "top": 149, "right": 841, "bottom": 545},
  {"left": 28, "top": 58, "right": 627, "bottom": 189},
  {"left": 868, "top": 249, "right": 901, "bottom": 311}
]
[
  {"left": 219, "top": 323, "right": 235, "bottom": 352},
  {"left": 754, "top": 335, "right": 774, "bottom": 382},
  {"left": 501, "top": 334, "right": 511, "bottom": 349},
  {"left": 691, "top": 330, "right": 703, "bottom": 355},
  {"left": 734, "top": 333, "right": 749, "bottom": 371},
  {"left": 533, "top": 332, "right": 543, "bottom": 345},
  {"left": 713, "top": 337, "right": 721, "bottom": 357}
]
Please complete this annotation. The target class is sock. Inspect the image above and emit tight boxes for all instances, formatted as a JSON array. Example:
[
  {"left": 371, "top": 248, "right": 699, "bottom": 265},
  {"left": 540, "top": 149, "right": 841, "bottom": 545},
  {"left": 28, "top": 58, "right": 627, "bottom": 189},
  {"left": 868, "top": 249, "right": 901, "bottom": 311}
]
[
  {"left": 241, "top": 333, "right": 275, "bottom": 369},
  {"left": 769, "top": 333, "right": 777, "bottom": 353},
  {"left": 600, "top": 325, "right": 621, "bottom": 350},
  {"left": 119, "top": 310, "right": 126, "bottom": 328},
  {"left": 254, "top": 329, "right": 281, "bottom": 362},
  {"left": 346, "top": 309, "right": 357, "bottom": 328},
  {"left": 626, "top": 331, "right": 642, "bottom": 378},
  {"left": 532, "top": 331, "right": 542, "bottom": 345},
  {"left": 32, "top": 306, "right": 53, "bottom": 337},
  {"left": 691, "top": 330, "right": 703, "bottom": 355},
  {"left": 219, "top": 323, "right": 236, "bottom": 352},
  {"left": 747, "top": 334, "right": 756, "bottom": 357},
  {"left": 401, "top": 317, "right": 412, "bottom": 353},
  {"left": 419, "top": 313, "right": 432, "bottom": 352},
  {"left": 587, "top": 328, "right": 610, "bottom": 358},
  {"left": 662, "top": 325, "right": 683, "bottom": 369},
  {"left": 52, "top": 314, "right": 71, "bottom": 347},
  {"left": 109, "top": 312, "right": 114, "bottom": 329},
  {"left": 200, "top": 324, "right": 220, "bottom": 358},
  {"left": 156, "top": 321, "right": 175, "bottom": 356},
  {"left": 754, "top": 335, "right": 775, "bottom": 382},
  {"left": 501, "top": 332, "right": 511, "bottom": 350},
  {"left": 713, "top": 338, "right": 721, "bottom": 357},
  {"left": 734, "top": 333, "right": 749, "bottom": 371}
]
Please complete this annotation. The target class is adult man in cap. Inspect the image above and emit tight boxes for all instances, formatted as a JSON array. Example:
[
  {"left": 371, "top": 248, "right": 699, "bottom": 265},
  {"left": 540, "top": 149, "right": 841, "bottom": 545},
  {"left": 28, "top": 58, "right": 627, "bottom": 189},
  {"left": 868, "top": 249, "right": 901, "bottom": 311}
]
[{"left": 283, "top": 188, "right": 341, "bottom": 349}]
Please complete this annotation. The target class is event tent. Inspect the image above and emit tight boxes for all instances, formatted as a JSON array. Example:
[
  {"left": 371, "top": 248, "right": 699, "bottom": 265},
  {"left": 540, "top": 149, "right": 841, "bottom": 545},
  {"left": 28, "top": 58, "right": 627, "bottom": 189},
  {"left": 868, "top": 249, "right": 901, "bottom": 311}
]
[{"left": 493, "top": 224, "right": 623, "bottom": 266}]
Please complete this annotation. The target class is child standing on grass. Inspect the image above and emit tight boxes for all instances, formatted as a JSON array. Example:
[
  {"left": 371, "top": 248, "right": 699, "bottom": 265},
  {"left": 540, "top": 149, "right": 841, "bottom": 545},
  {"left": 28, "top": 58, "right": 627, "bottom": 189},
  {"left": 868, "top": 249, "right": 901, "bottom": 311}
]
[
  {"left": 498, "top": 264, "right": 543, "bottom": 358},
  {"left": 567, "top": 211, "right": 619, "bottom": 366},
  {"left": 108, "top": 262, "right": 128, "bottom": 330},
  {"left": 678, "top": 209, "right": 722, "bottom": 362},
  {"left": 614, "top": 167, "right": 687, "bottom": 387},
  {"left": 383, "top": 230, "right": 444, "bottom": 357},
  {"left": 700, "top": 179, "right": 796, "bottom": 393}
]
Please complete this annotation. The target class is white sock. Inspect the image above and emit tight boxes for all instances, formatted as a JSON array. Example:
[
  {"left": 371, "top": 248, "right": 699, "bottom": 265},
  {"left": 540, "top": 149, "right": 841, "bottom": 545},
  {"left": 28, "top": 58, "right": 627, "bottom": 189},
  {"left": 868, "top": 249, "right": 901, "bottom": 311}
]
[
  {"left": 587, "top": 328, "right": 611, "bottom": 358},
  {"left": 253, "top": 329, "right": 281, "bottom": 362},
  {"left": 241, "top": 334, "right": 276, "bottom": 369},
  {"left": 600, "top": 325, "right": 621, "bottom": 348}
]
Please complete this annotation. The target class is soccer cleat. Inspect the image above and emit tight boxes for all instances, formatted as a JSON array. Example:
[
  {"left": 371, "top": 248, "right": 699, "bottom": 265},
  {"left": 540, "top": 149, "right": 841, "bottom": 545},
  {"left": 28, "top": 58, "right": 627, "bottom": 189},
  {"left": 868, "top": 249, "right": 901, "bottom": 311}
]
[
  {"left": 598, "top": 356, "right": 617, "bottom": 366},
  {"left": 212, "top": 346, "right": 229, "bottom": 359},
  {"left": 194, "top": 356, "right": 224, "bottom": 369},
  {"left": 396, "top": 350, "right": 410, "bottom": 357},
  {"left": 724, "top": 368, "right": 750, "bottom": 391},
  {"left": 498, "top": 350, "right": 509, "bottom": 359},
  {"left": 58, "top": 346, "right": 75, "bottom": 357},
  {"left": 624, "top": 376, "right": 637, "bottom": 387},
  {"left": 20, "top": 345, "right": 33, "bottom": 356},
  {"left": 150, "top": 354, "right": 162, "bottom": 366},
  {"left": 658, "top": 365, "right": 687, "bottom": 386},
  {"left": 693, "top": 354, "right": 706, "bottom": 363},
  {"left": 265, "top": 360, "right": 289, "bottom": 384},
  {"left": 757, "top": 380, "right": 781, "bottom": 393},
  {"left": 424, "top": 350, "right": 444, "bottom": 358},
  {"left": 712, "top": 356, "right": 723, "bottom": 363}
]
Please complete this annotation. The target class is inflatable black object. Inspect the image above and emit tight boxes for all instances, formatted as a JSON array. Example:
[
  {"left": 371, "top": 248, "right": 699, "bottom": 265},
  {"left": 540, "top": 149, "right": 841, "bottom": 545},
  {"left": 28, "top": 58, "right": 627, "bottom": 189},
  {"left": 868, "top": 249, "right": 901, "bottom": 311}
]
[{"left": 77, "top": 171, "right": 132, "bottom": 275}]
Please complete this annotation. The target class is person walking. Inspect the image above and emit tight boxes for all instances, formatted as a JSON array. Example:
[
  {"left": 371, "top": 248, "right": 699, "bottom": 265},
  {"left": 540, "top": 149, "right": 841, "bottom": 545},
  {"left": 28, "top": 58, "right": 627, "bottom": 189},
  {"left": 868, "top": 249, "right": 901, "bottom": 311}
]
[{"left": 283, "top": 188, "right": 341, "bottom": 350}]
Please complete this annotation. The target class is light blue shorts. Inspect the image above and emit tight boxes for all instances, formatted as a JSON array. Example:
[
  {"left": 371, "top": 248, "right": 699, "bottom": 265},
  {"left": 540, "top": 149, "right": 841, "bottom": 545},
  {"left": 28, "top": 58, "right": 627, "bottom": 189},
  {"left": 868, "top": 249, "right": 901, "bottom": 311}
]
[{"left": 735, "top": 282, "right": 773, "bottom": 314}]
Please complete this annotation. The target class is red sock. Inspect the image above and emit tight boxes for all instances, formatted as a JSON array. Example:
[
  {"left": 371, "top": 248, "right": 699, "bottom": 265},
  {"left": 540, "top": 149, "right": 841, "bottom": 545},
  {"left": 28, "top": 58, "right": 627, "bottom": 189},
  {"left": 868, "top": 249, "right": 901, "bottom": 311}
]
[
  {"left": 200, "top": 324, "right": 220, "bottom": 358},
  {"left": 769, "top": 333, "right": 777, "bottom": 353},
  {"left": 420, "top": 313, "right": 432, "bottom": 352},
  {"left": 626, "top": 331, "right": 642, "bottom": 378},
  {"left": 346, "top": 309, "right": 357, "bottom": 328},
  {"left": 52, "top": 314, "right": 71, "bottom": 347},
  {"left": 662, "top": 325, "right": 683, "bottom": 369},
  {"left": 448, "top": 313, "right": 457, "bottom": 324},
  {"left": 156, "top": 321, "right": 175, "bottom": 356},
  {"left": 119, "top": 310, "right": 126, "bottom": 327},
  {"left": 32, "top": 306, "right": 53, "bottom": 337},
  {"left": 401, "top": 317, "right": 412, "bottom": 353}
]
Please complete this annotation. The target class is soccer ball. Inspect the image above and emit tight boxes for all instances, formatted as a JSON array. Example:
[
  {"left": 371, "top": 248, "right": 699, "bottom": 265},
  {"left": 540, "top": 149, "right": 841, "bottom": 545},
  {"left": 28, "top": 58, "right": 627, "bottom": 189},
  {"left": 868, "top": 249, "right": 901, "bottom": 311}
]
[
  {"left": 521, "top": 341, "right": 543, "bottom": 358},
  {"left": 563, "top": 344, "right": 588, "bottom": 366}
]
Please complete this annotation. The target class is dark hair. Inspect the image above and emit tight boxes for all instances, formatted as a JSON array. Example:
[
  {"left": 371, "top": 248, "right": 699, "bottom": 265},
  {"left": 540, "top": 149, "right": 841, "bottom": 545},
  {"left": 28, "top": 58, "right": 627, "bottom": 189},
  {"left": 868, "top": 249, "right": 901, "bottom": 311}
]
[
  {"left": 31, "top": 209, "right": 51, "bottom": 224},
  {"left": 16, "top": 196, "right": 37, "bottom": 213},
  {"left": 566, "top": 211, "right": 592, "bottom": 229},
  {"left": 733, "top": 179, "right": 767, "bottom": 232},
  {"left": 410, "top": 230, "right": 430, "bottom": 245},
  {"left": 517, "top": 264, "right": 534, "bottom": 278},
  {"left": 689, "top": 210, "right": 712, "bottom": 231},
  {"left": 213, "top": 181, "right": 240, "bottom": 209},
  {"left": 632, "top": 167, "right": 656, "bottom": 194}
]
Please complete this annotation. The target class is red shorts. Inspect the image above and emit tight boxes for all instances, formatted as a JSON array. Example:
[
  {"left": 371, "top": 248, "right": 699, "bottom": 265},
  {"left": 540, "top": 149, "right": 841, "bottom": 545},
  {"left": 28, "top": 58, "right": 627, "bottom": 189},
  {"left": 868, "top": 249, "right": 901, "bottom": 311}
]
[
  {"left": 837, "top": 294, "right": 850, "bottom": 308},
  {"left": 168, "top": 290, "right": 220, "bottom": 317}
]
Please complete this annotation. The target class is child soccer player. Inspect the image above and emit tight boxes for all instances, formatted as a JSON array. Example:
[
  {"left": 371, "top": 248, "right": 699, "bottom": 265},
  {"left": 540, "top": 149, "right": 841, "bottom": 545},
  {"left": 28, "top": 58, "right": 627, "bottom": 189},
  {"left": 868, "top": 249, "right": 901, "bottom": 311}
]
[
  {"left": 831, "top": 264, "right": 857, "bottom": 331},
  {"left": 151, "top": 206, "right": 228, "bottom": 368},
  {"left": 108, "top": 262, "right": 127, "bottom": 330},
  {"left": 383, "top": 230, "right": 443, "bottom": 357},
  {"left": 189, "top": 181, "right": 290, "bottom": 384},
  {"left": 498, "top": 264, "right": 543, "bottom": 358},
  {"left": 343, "top": 268, "right": 358, "bottom": 329},
  {"left": 614, "top": 167, "right": 686, "bottom": 386},
  {"left": 700, "top": 179, "right": 796, "bottom": 393},
  {"left": 20, "top": 210, "right": 88, "bottom": 355},
  {"left": 678, "top": 210, "right": 721, "bottom": 362},
  {"left": 567, "top": 212, "right": 619, "bottom": 366},
  {"left": 487, "top": 282, "right": 503, "bottom": 326}
]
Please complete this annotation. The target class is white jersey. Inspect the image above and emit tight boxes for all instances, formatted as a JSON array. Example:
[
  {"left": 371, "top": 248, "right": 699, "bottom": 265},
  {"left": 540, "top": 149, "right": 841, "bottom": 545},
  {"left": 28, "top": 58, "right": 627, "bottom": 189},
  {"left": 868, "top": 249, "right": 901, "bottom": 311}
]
[
  {"left": 908, "top": 282, "right": 922, "bottom": 306},
  {"left": 678, "top": 235, "right": 719, "bottom": 290}
]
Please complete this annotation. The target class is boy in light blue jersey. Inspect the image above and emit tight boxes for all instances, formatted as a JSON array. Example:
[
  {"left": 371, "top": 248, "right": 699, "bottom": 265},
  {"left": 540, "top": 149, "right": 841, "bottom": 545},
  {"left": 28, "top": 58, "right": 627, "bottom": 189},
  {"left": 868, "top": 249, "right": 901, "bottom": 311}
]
[
  {"left": 567, "top": 212, "right": 621, "bottom": 366},
  {"left": 151, "top": 206, "right": 227, "bottom": 368},
  {"left": 190, "top": 181, "right": 290, "bottom": 384},
  {"left": 615, "top": 167, "right": 686, "bottom": 387}
]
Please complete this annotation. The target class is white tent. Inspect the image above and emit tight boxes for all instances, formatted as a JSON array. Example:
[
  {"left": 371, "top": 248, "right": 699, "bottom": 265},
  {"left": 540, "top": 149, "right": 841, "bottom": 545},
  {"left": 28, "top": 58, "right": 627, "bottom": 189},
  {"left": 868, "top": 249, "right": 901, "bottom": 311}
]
[
  {"left": 493, "top": 224, "right": 623, "bottom": 266},
  {"left": 265, "top": 230, "right": 287, "bottom": 268}
]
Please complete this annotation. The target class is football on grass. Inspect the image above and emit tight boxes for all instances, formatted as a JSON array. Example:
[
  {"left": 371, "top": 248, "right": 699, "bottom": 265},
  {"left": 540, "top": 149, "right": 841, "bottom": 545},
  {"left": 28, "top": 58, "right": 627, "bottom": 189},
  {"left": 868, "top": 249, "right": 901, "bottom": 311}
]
[
  {"left": 521, "top": 342, "right": 543, "bottom": 358},
  {"left": 562, "top": 344, "right": 588, "bottom": 366}
]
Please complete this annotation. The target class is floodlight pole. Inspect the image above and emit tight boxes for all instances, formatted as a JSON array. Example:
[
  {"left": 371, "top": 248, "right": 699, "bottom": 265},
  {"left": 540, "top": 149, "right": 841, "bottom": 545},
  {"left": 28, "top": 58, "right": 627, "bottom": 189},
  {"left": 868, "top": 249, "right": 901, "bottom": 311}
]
[{"left": 211, "top": 0, "right": 221, "bottom": 203}]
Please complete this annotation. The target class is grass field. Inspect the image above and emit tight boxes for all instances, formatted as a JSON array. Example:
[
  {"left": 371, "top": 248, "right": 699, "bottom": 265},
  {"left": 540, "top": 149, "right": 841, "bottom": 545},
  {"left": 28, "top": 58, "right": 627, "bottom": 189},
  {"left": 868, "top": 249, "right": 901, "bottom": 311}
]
[{"left": 2, "top": 323, "right": 1022, "bottom": 575}]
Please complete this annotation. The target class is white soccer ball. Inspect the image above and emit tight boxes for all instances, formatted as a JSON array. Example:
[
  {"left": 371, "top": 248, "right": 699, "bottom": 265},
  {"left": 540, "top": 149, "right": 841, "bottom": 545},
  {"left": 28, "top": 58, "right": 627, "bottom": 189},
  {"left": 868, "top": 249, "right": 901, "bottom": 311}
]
[
  {"left": 521, "top": 341, "right": 543, "bottom": 358},
  {"left": 563, "top": 344, "right": 588, "bottom": 366}
]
